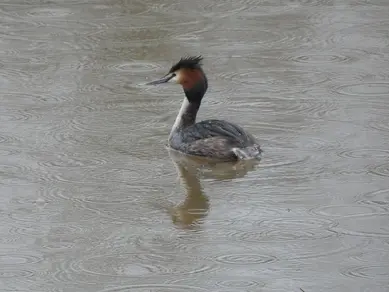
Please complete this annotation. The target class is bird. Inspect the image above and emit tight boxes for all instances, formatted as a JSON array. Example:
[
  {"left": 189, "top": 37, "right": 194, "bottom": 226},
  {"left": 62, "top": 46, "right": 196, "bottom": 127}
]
[{"left": 146, "top": 56, "right": 262, "bottom": 161}]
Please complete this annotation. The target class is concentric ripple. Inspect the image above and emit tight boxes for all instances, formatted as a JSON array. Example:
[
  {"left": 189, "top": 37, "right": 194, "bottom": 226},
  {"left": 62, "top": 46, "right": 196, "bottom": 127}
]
[
  {"left": 286, "top": 53, "right": 353, "bottom": 64},
  {"left": 67, "top": 112, "right": 145, "bottom": 133},
  {"left": 0, "top": 69, "right": 31, "bottom": 89},
  {"left": 368, "top": 162, "right": 389, "bottom": 177},
  {"left": 330, "top": 213, "right": 389, "bottom": 238},
  {"left": 0, "top": 269, "right": 34, "bottom": 278},
  {"left": 8, "top": 207, "right": 63, "bottom": 224},
  {"left": 341, "top": 265, "right": 389, "bottom": 282},
  {"left": 0, "top": 133, "right": 25, "bottom": 146},
  {"left": 334, "top": 83, "right": 389, "bottom": 97},
  {"left": 50, "top": 129, "right": 113, "bottom": 147},
  {"left": 98, "top": 284, "right": 207, "bottom": 292},
  {"left": 0, "top": 253, "right": 42, "bottom": 265},
  {"left": 250, "top": 143, "right": 327, "bottom": 183},
  {"left": 219, "top": 222, "right": 336, "bottom": 248},
  {"left": 219, "top": 68, "right": 329, "bottom": 90},
  {"left": 228, "top": 95, "right": 339, "bottom": 121},
  {"left": 350, "top": 249, "right": 389, "bottom": 263},
  {"left": 74, "top": 253, "right": 173, "bottom": 278},
  {"left": 216, "top": 279, "right": 263, "bottom": 289},
  {"left": 133, "top": 229, "right": 239, "bottom": 255},
  {"left": 2, "top": 91, "right": 73, "bottom": 105},
  {"left": 9, "top": 202, "right": 98, "bottom": 224},
  {"left": 38, "top": 153, "right": 108, "bottom": 168},
  {"left": 337, "top": 148, "right": 389, "bottom": 159},
  {"left": 167, "top": 276, "right": 264, "bottom": 290},
  {"left": 88, "top": 201, "right": 171, "bottom": 223},
  {"left": 52, "top": 253, "right": 218, "bottom": 284},
  {"left": 368, "top": 118, "right": 389, "bottom": 134},
  {"left": 0, "top": 108, "right": 42, "bottom": 122},
  {"left": 43, "top": 183, "right": 153, "bottom": 206},
  {"left": 151, "top": 1, "right": 247, "bottom": 18},
  {"left": 152, "top": 0, "right": 298, "bottom": 18},
  {"left": 215, "top": 253, "right": 277, "bottom": 265},
  {"left": 310, "top": 204, "right": 386, "bottom": 218},
  {"left": 107, "top": 61, "right": 162, "bottom": 73},
  {"left": 0, "top": 163, "right": 36, "bottom": 186},
  {"left": 256, "top": 217, "right": 337, "bottom": 241},
  {"left": 40, "top": 239, "right": 76, "bottom": 252},
  {"left": 291, "top": 134, "right": 343, "bottom": 152},
  {"left": 356, "top": 189, "right": 389, "bottom": 209},
  {"left": 0, "top": 148, "right": 21, "bottom": 156},
  {"left": 76, "top": 83, "right": 106, "bottom": 93},
  {"left": 26, "top": 7, "right": 74, "bottom": 18},
  {"left": 8, "top": 224, "right": 46, "bottom": 238},
  {"left": 80, "top": 253, "right": 213, "bottom": 276},
  {"left": 328, "top": 22, "right": 389, "bottom": 49},
  {"left": 0, "top": 226, "right": 21, "bottom": 245}
]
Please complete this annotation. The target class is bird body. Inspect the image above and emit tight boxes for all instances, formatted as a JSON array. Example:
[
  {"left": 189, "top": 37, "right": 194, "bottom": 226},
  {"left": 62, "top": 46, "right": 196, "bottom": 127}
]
[{"left": 146, "top": 56, "right": 262, "bottom": 161}]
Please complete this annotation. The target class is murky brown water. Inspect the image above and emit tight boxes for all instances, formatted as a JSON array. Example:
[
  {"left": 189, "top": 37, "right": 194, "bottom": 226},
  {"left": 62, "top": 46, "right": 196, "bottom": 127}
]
[{"left": 1, "top": 0, "right": 389, "bottom": 291}]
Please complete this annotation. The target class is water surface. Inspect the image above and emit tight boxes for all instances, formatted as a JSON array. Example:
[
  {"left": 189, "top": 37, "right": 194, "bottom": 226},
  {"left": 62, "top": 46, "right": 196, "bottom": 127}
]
[{"left": 1, "top": 0, "right": 389, "bottom": 291}]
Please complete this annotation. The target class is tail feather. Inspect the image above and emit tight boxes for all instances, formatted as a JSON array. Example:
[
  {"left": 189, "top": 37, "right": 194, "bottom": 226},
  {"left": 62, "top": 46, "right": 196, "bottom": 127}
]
[{"left": 232, "top": 145, "right": 262, "bottom": 160}]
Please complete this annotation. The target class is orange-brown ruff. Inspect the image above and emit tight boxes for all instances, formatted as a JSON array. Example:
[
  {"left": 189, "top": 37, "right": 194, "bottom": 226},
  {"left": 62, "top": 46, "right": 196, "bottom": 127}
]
[{"left": 146, "top": 56, "right": 262, "bottom": 161}]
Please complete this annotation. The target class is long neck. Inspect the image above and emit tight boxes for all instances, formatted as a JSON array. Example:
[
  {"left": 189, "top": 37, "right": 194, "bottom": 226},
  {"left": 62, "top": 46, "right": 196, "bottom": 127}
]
[
  {"left": 169, "top": 98, "right": 200, "bottom": 137},
  {"left": 169, "top": 71, "right": 207, "bottom": 138}
]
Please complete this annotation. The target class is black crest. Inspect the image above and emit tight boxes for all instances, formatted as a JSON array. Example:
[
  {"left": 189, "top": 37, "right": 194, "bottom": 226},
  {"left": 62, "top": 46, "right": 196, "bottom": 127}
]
[{"left": 169, "top": 56, "right": 203, "bottom": 73}]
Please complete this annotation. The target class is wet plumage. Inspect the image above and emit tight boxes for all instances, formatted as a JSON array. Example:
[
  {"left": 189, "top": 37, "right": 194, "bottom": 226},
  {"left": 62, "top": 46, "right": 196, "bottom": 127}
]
[{"left": 146, "top": 56, "right": 262, "bottom": 161}]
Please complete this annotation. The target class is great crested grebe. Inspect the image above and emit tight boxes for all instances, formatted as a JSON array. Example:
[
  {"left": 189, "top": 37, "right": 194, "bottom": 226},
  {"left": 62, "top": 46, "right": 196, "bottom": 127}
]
[{"left": 146, "top": 56, "right": 262, "bottom": 161}]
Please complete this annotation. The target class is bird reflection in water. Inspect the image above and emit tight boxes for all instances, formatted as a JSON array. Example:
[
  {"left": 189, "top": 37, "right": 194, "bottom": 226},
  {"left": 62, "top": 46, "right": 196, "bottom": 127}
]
[{"left": 164, "top": 148, "right": 259, "bottom": 229}]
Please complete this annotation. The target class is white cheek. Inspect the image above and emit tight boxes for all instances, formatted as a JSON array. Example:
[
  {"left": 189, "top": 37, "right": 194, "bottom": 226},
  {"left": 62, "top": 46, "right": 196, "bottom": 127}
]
[
  {"left": 171, "top": 71, "right": 182, "bottom": 84},
  {"left": 171, "top": 75, "right": 179, "bottom": 83}
]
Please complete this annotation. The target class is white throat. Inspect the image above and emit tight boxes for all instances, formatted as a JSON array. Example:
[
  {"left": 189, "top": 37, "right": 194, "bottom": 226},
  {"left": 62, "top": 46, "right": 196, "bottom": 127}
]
[{"left": 170, "top": 97, "right": 190, "bottom": 137}]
